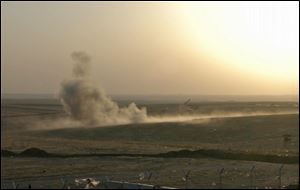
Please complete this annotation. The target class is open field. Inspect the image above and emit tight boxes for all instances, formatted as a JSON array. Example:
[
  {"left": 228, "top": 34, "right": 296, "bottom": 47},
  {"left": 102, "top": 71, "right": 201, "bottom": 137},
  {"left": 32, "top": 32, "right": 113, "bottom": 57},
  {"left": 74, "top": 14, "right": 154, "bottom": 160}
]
[
  {"left": 2, "top": 1, "right": 299, "bottom": 189},
  {"left": 1, "top": 99, "right": 299, "bottom": 188},
  {"left": 2, "top": 157, "right": 299, "bottom": 189}
]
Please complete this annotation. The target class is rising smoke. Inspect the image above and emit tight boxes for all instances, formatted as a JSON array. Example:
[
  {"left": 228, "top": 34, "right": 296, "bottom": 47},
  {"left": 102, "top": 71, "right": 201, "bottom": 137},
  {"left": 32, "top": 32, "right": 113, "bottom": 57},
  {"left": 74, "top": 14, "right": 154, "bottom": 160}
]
[
  {"left": 59, "top": 51, "right": 147, "bottom": 126},
  {"left": 54, "top": 52, "right": 298, "bottom": 129}
]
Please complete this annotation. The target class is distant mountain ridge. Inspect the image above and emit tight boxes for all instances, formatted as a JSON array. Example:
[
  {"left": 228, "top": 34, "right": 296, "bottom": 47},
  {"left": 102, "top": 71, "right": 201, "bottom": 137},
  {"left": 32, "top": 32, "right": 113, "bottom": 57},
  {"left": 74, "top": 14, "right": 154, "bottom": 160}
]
[
  {"left": 1, "top": 93, "right": 56, "bottom": 99},
  {"left": 1, "top": 93, "right": 299, "bottom": 103}
]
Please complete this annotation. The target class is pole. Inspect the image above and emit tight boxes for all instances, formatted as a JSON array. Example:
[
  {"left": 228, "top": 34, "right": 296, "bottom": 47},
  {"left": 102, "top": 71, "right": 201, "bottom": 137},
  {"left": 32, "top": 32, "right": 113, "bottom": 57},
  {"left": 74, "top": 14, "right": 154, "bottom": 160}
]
[
  {"left": 219, "top": 168, "right": 224, "bottom": 189},
  {"left": 250, "top": 165, "right": 255, "bottom": 189},
  {"left": 278, "top": 164, "right": 284, "bottom": 189}
]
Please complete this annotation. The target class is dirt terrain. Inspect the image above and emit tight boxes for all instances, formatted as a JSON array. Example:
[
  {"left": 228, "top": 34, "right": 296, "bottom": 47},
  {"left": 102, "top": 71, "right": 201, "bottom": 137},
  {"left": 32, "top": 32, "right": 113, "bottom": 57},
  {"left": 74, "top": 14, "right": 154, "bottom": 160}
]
[{"left": 1, "top": 99, "right": 299, "bottom": 189}]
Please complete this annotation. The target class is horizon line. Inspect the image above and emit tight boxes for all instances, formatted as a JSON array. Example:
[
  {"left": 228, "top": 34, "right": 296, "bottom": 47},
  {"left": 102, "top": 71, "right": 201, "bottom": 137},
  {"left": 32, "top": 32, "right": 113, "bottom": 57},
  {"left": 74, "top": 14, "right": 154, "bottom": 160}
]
[{"left": 1, "top": 93, "right": 299, "bottom": 96}]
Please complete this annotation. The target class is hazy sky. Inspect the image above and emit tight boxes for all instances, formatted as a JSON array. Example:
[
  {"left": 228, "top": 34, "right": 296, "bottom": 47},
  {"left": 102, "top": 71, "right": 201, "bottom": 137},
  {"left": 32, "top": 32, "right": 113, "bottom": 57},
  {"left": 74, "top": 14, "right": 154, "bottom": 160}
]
[{"left": 1, "top": 1, "right": 299, "bottom": 95}]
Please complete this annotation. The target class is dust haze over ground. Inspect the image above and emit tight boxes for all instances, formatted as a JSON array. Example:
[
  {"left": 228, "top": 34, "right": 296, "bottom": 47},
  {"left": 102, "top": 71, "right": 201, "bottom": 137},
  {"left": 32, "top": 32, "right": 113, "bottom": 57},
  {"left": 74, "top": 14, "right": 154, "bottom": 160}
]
[
  {"left": 1, "top": 95, "right": 299, "bottom": 188},
  {"left": 145, "top": 111, "right": 299, "bottom": 124},
  {"left": 54, "top": 52, "right": 299, "bottom": 129},
  {"left": 5, "top": 52, "right": 296, "bottom": 131},
  {"left": 20, "top": 111, "right": 298, "bottom": 131},
  {"left": 59, "top": 51, "right": 147, "bottom": 126}
]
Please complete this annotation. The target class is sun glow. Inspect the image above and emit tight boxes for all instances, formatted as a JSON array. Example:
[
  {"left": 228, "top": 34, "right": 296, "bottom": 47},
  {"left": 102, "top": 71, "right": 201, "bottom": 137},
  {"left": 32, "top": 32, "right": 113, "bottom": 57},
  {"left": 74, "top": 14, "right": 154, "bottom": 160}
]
[{"left": 179, "top": 1, "right": 299, "bottom": 82}]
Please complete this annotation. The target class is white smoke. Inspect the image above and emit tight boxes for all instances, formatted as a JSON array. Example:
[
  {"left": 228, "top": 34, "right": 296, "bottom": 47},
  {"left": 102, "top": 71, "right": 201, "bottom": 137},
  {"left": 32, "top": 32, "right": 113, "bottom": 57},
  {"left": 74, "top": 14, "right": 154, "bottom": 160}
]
[{"left": 59, "top": 51, "right": 147, "bottom": 126}]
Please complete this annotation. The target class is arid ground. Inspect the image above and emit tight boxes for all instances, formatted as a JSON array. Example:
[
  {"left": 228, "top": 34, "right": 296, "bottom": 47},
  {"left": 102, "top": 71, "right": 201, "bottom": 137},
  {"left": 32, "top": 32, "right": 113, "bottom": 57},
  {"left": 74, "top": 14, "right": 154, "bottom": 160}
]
[{"left": 1, "top": 99, "right": 299, "bottom": 189}]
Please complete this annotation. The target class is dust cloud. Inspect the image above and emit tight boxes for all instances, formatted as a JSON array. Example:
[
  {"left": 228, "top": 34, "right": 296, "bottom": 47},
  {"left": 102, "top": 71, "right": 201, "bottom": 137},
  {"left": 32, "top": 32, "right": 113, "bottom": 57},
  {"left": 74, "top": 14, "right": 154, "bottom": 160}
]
[
  {"left": 31, "top": 51, "right": 298, "bottom": 130},
  {"left": 59, "top": 51, "right": 147, "bottom": 126}
]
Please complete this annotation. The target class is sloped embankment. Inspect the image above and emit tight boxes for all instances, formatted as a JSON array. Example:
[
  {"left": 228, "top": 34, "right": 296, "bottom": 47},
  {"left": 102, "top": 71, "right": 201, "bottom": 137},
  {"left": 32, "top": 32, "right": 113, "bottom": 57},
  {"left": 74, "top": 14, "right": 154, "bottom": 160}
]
[{"left": 2, "top": 147, "right": 298, "bottom": 164}]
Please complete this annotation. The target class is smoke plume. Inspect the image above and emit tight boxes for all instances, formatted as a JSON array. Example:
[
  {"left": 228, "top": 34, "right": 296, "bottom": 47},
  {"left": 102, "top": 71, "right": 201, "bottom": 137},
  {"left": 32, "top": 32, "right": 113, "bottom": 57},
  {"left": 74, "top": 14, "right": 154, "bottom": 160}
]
[{"left": 59, "top": 51, "right": 147, "bottom": 126}]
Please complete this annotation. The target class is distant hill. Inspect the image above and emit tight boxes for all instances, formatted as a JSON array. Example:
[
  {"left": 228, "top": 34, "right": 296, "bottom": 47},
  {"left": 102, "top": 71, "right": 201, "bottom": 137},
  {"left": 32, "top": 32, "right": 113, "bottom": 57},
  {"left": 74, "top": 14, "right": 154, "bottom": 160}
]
[
  {"left": 1, "top": 93, "right": 299, "bottom": 103},
  {"left": 1, "top": 93, "right": 56, "bottom": 99}
]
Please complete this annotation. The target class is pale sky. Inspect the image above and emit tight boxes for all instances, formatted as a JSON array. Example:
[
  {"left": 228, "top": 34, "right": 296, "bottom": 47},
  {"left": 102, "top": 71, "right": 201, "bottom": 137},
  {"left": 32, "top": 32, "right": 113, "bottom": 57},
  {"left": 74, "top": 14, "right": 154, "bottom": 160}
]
[{"left": 1, "top": 1, "right": 299, "bottom": 95}]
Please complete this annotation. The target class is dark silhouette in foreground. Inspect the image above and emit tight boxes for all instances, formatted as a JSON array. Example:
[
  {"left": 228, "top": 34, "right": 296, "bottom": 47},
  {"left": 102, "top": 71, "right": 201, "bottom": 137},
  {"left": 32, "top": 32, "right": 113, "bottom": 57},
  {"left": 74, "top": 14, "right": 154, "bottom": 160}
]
[{"left": 2, "top": 147, "right": 298, "bottom": 164}]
